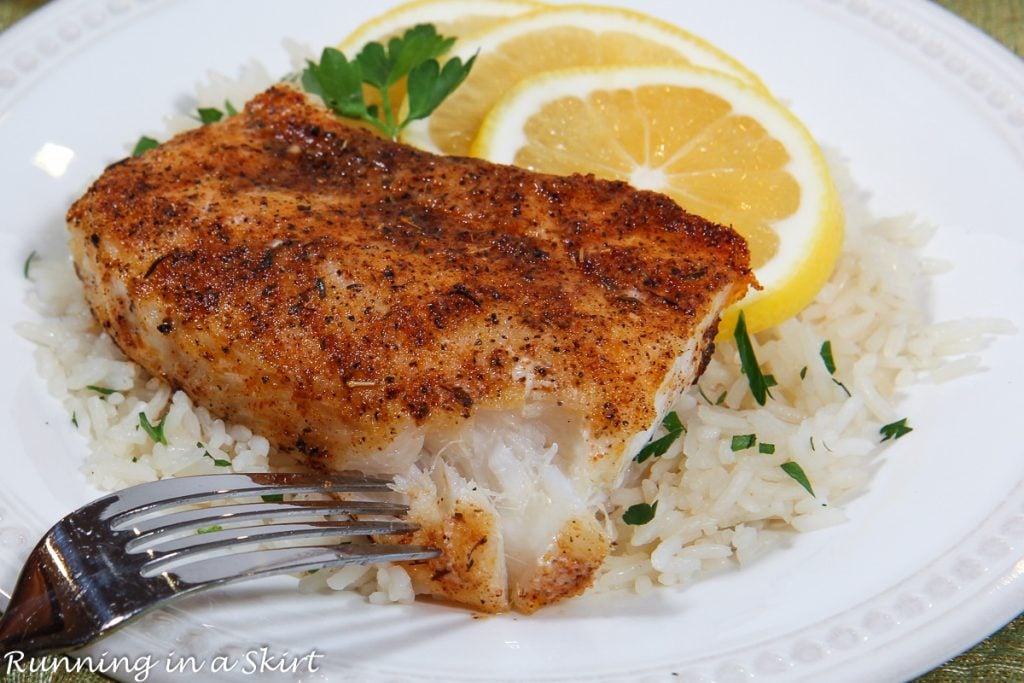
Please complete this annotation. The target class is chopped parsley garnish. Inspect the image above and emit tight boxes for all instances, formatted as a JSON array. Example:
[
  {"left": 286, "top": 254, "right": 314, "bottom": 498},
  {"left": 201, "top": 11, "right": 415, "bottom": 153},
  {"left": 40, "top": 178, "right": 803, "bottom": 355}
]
[
  {"left": 196, "top": 100, "right": 238, "bottom": 125},
  {"left": 86, "top": 385, "right": 116, "bottom": 396},
  {"left": 261, "top": 494, "right": 285, "bottom": 503},
  {"left": 203, "top": 452, "right": 231, "bottom": 467},
  {"left": 663, "top": 411, "right": 684, "bottom": 436},
  {"left": 71, "top": 411, "right": 78, "bottom": 428},
  {"left": 832, "top": 378, "right": 852, "bottom": 397},
  {"left": 715, "top": 390, "right": 728, "bottom": 405},
  {"left": 820, "top": 340, "right": 837, "bottom": 375},
  {"left": 635, "top": 411, "right": 685, "bottom": 463},
  {"left": 302, "top": 24, "right": 476, "bottom": 140},
  {"left": 759, "top": 442, "right": 776, "bottom": 454},
  {"left": 819, "top": 340, "right": 851, "bottom": 395},
  {"left": 196, "top": 441, "right": 230, "bottom": 467},
  {"left": 780, "top": 461, "right": 814, "bottom": 496},
  {"left": 880, "top": 418, "right": 913, "bottom": 442},
  {"left": 138, "top": 412, "right": 167, "bottom": 445},
  {"left": 197, "top": 108, "right": 222, "bottom": 125},
  {"left": 733, "top": 310, "right": 772, "bottom": 406},
  {"left": 196, "top": 525, "right": 223, "bottom": 534},
  {"left": 730, "top": 434, "right": 756, "bottom": 451},
  {"left": 132, "top": 136, "right": 159, "bottom": 156},
  {"left": 23, "top": 250, "right": 37, "bottom": 279},
  {"left": 622, "top": 500, "right": 658, "bottom": 526},
  {"left": 697, "top": 384, "right": 714, "bottom": 405},
  {"left": 800, "top": 366, "right": 808, "bottom": 380}
]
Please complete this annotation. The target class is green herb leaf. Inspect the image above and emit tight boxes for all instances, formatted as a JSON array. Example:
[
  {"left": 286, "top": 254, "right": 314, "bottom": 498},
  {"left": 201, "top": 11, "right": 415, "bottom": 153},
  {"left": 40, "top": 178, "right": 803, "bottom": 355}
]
[
  {"left": 202, "top": 451, "right": 231, "bottom": 467},
  {"left": 404, "top": 51, "right": 476, "bottom": 124},
  {"left": 635, "top": 411, "right": 686, "bottom": 463},
  {"left": 261, "top": 494, "right": 285, "bottom": 503},
  {"left": 622, "top": 500, "right": 658, "bottom": 525},
  {"left": 832, "top": 378, "right": 852, "bottom": 397},
  {"left": 196, "top": 100, "right": 238, "bottom": 125},
  {"left": 759, "top": 442, "right": 776, "bottom": 454},
  {"left": 781, "top": 461, "right": 815, "bottom": 496},
  {"left": 697, "top": 384, "right": 714, "bottom": 405},
  {"left": 71, "top": 411, "right": 78, "bottom": 428},
  {"left": 820, "top": 340, "right": 837, "bottom": 375},
  {"left": 197, "top": 107, "right": 224, "bottom": 125},
  {"left": 138, "top": 411, "right": 167, "bottom": 445},
  {"left": 195, "top": 442, "right": 230, "bottom": 467},
  {"left": 734, "top": 310, "right": 772, "bottom": 406},
  {"left": 196, "top": 525, "right": 223, "bottom": 534},
  {"left": 662, "top": 411, "right": 684, "bottom": 436},
  {"left": 360, "top": 25, "right": 452, "bottom": 89},
  {"left": 731, "top": 434, "right": 756, "bottom": 451},
  {"left": 303, "top": 47, "right": 372, "bottom": 119},
  {"left": 800, "top": 366, "right": 808, "bottom": 380},
  {"left": 880, "top": 418, "right": 913, "bottom": 442},
  {"left": 132, "top": 136, "right": 159, "bottom": 156},
  {"left": 302, "top": 25, "right": 475, "bottom": 140},
  {"left": 715, "top": 391, "right": 728, "bottom": 405},
  {"left": 86, "top": 385, "right": 116, "bottom": 396},
  {"left": 23, "top": 250, "right": 37, "bottom": 279}
]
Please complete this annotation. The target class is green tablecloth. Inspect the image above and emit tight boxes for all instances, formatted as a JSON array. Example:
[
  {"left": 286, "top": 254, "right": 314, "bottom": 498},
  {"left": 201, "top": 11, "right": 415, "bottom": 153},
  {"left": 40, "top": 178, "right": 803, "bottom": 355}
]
[{"left": 2, "top": 1, "right": 1023, "bottom": 681}]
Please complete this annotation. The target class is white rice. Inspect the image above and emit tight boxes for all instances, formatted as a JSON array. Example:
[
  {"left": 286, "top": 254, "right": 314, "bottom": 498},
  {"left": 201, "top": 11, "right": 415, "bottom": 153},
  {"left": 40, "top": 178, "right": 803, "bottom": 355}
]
[{"left": 15, "top": 74, "right": 1015, "bottom": 606}]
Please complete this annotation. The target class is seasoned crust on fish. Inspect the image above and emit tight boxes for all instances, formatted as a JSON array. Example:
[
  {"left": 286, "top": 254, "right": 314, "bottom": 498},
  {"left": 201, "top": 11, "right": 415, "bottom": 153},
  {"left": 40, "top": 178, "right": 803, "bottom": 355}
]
[{"left": 67, "top": 85, "right": 755, "bottom": 612}]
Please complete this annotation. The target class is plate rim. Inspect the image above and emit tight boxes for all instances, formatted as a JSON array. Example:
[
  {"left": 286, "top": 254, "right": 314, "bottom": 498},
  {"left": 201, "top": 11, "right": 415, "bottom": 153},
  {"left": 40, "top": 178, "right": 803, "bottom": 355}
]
[{"left": 1, "top": 0, "right": 1023, "bottom": 681}]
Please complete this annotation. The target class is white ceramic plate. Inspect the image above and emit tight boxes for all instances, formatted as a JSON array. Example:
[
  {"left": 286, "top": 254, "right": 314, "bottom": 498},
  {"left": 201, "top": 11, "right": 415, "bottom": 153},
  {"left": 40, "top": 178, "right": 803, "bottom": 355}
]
[{"left": 1, "top": 1, "right": 1022, "bottom": 681}]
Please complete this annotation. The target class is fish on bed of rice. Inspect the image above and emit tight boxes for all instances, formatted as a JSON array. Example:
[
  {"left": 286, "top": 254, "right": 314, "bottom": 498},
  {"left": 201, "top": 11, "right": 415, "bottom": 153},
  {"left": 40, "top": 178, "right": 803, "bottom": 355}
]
[{"left": 16, "top": 81, "right": 1014, "bottom": 612}]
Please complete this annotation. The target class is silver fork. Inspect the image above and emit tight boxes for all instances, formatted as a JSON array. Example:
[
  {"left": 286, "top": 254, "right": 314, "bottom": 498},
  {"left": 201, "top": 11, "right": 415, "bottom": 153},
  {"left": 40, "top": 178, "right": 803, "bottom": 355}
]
[{"left": 0, "top": 472, "right": 438, "bottom": 656}]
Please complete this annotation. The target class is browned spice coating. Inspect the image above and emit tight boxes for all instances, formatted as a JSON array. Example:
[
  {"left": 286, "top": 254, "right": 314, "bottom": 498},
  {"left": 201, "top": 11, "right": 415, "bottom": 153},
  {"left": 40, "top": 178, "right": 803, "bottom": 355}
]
[{"left": 67, "top": 86, "right": 753, "bottom": 473}]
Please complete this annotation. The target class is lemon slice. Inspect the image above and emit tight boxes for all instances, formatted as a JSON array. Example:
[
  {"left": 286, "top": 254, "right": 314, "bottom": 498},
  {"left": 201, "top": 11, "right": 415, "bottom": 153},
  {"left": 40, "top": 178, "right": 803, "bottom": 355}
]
[
  {"left": 338, "top": 0, "right": 544, "bottom": 53},
  {"left": 400, "top": 3, "right": 765, "bottom": 156},
  {"left": 471, "top": 65, "right": 844, "bottom": 335}
]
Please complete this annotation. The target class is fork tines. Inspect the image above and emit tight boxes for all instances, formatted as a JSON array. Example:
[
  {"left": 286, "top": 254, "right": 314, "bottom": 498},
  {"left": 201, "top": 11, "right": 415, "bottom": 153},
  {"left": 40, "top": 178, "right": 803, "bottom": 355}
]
[{"left": 97, "top": 473, "right": 437, "bottom": 587}]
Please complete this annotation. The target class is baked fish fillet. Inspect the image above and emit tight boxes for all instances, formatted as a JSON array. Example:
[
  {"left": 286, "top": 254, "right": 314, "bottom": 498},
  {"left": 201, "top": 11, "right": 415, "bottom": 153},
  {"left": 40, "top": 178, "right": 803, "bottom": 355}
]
[{"left": 67, "top": 85, "right": 755, "bottom": 612}]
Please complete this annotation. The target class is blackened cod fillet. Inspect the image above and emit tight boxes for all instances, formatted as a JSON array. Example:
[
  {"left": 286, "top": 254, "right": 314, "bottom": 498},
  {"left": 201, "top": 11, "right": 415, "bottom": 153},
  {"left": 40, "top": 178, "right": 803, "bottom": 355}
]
[{"left": 67, "top": 85, "right": 756, "bottom": 613}]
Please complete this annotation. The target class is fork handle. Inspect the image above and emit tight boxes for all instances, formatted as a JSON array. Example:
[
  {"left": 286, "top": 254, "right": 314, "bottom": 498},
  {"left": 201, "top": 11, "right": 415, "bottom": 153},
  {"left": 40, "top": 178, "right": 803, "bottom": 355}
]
[{"left": 0, "top": 552, "right": 86, "bottom": 655}]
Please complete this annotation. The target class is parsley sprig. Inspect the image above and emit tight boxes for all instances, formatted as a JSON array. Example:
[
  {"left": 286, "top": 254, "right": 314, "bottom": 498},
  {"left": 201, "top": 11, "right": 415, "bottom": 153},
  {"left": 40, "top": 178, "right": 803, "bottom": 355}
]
[
  {"left": 635, "top": 412, "right": 685, "bottom": 463},
  {"left": 138, "top": 412, "right": 167, "bottom": 445},
  {"left": 623, "top": 501, "right": 658, "bottom": 526},
  {"left": 195, "top": 100, "right": 238, "bottom": 125},
  {"left": 23, "top": 251, "right": 37, "bottom": 279},
  {"left": 734, "top": 311, "right": 773, "bottom": 406},
  {"left": 880, "top": 418, "right": 913, "bottom": 442},
  {"left": 780, "top": 461, "right": 815, "bottom": 496},
  {"left": 820, "top": 340, "right": 851, "bottom": 396},
  {"left": 132, "top": 136, "right": 159, "bottom": 157},
  {"left": 302, "top": 24, "right": 476, "bottom": 140}
]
